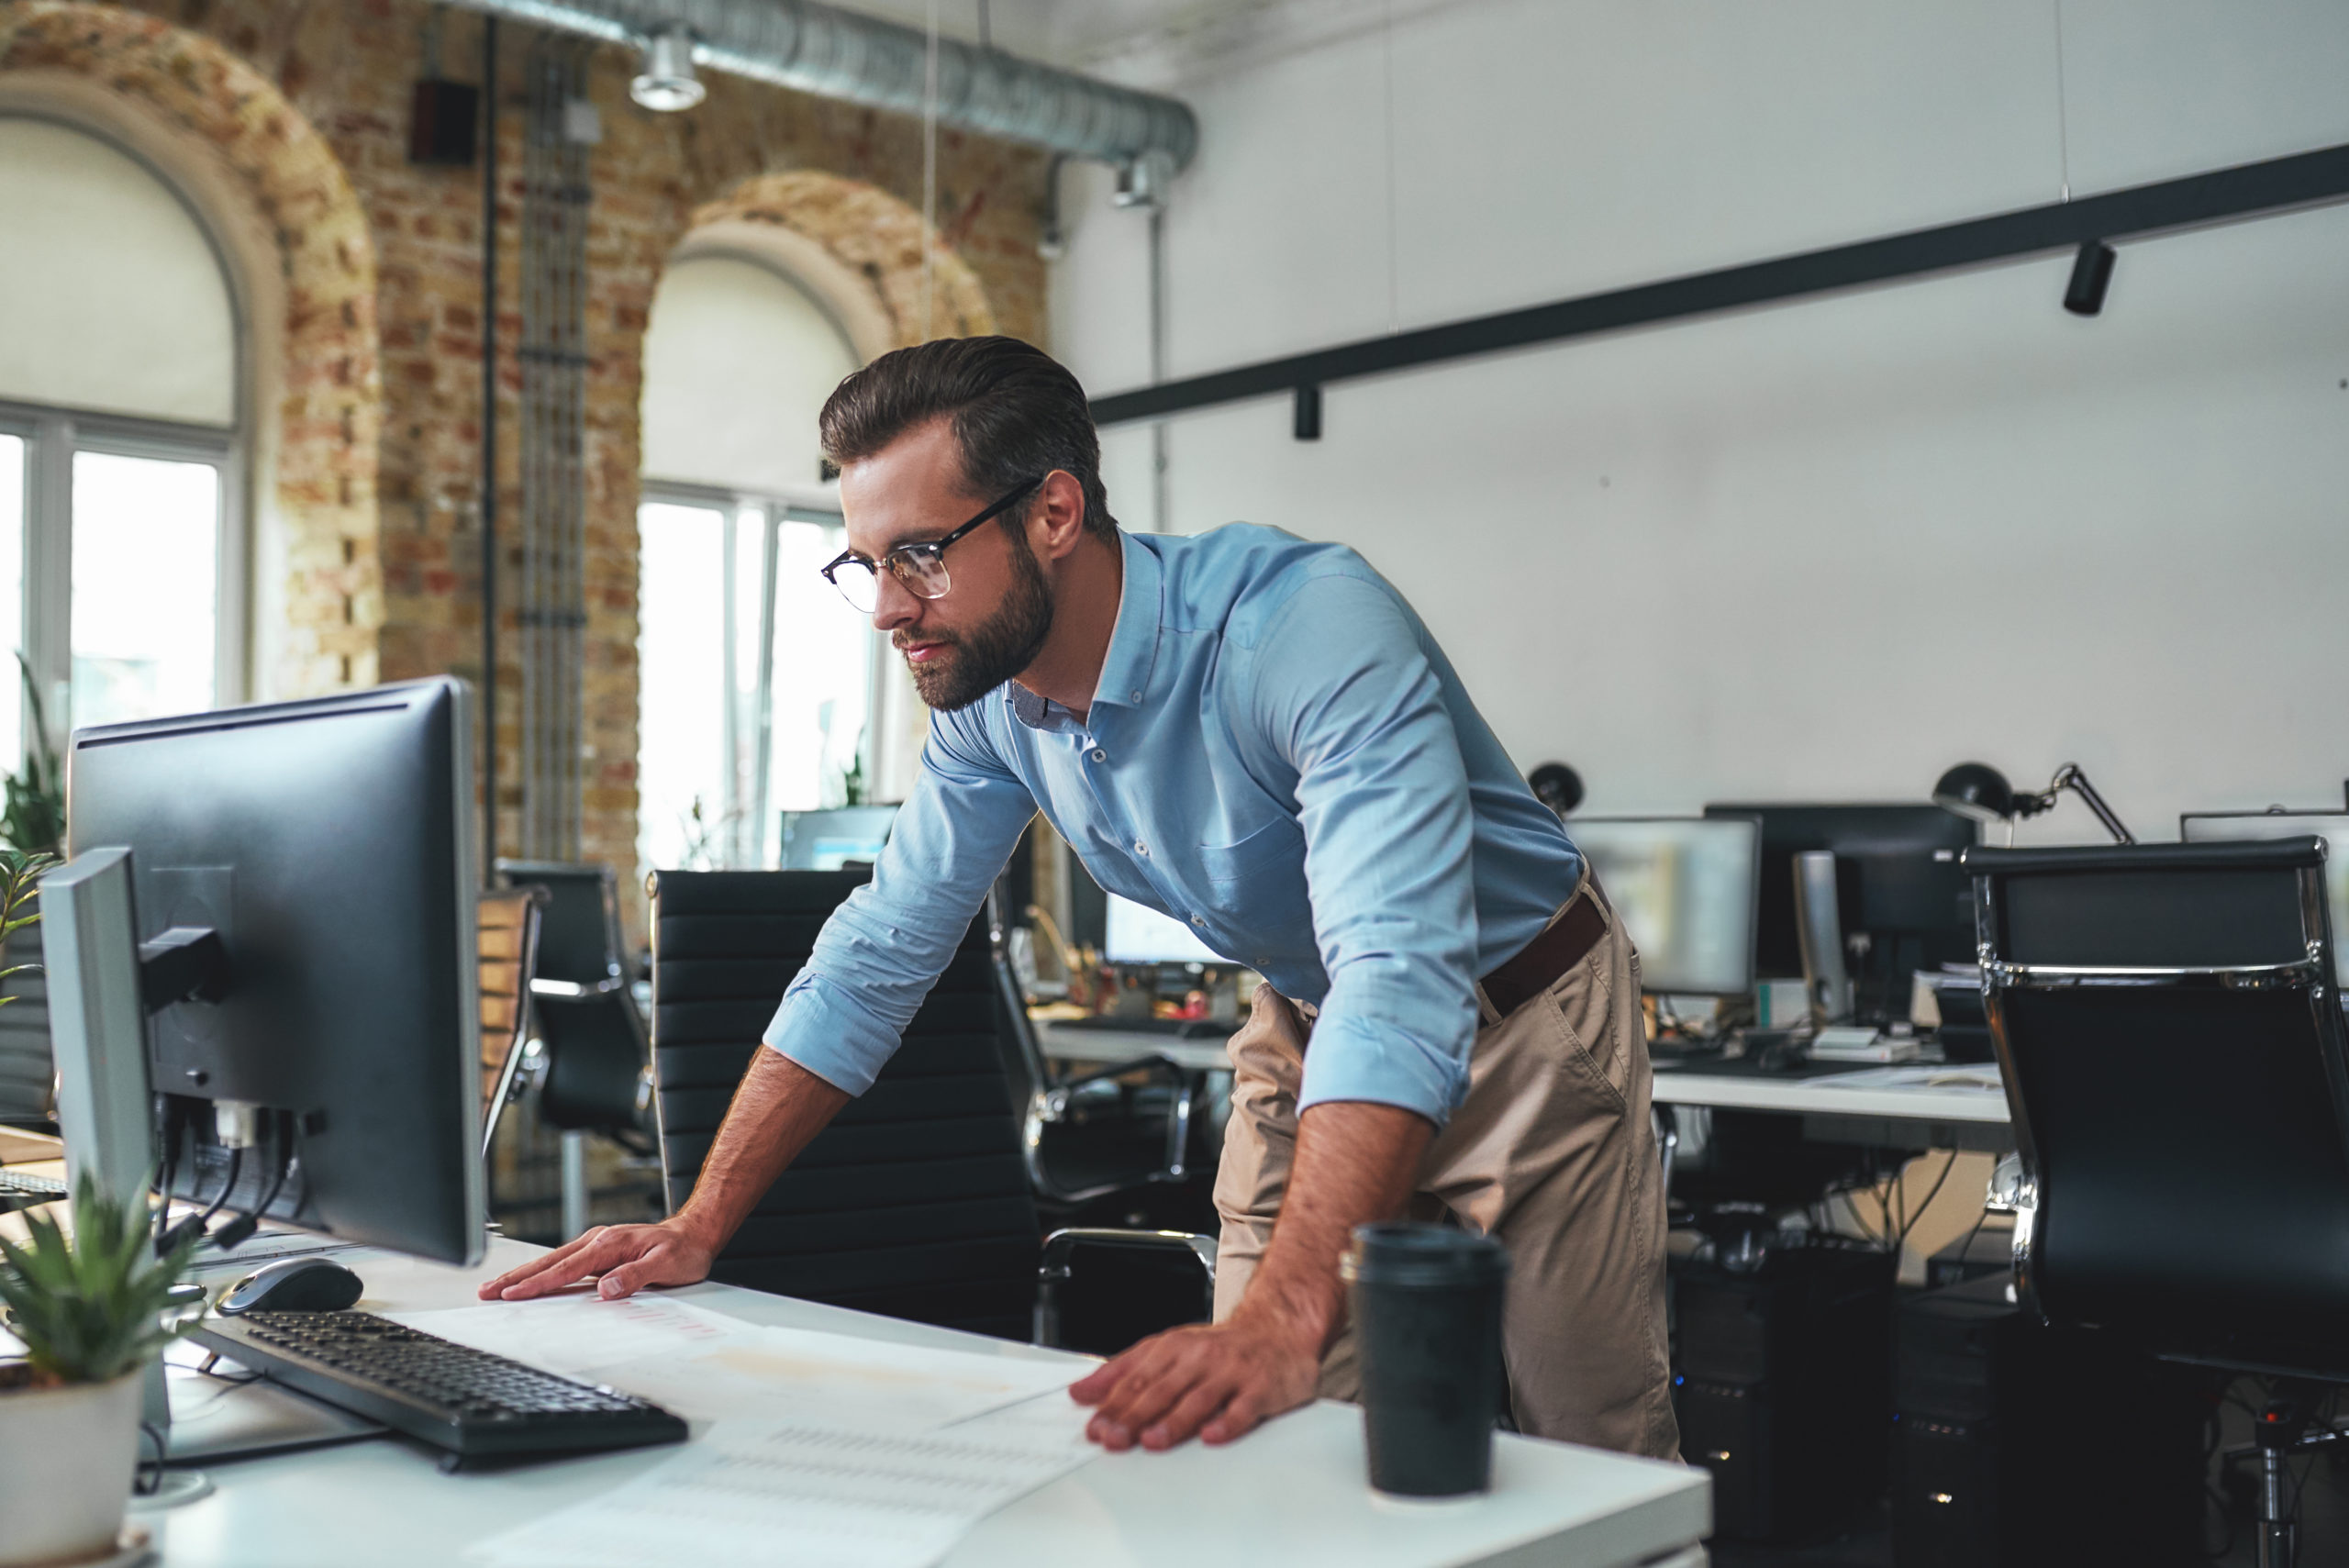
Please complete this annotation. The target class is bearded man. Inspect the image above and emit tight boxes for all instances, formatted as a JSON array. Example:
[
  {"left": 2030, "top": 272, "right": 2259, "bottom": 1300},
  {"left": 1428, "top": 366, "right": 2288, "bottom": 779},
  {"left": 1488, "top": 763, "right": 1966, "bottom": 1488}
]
[{"left": 481, "top": 336, "right": 1679, "bottom": 1462}]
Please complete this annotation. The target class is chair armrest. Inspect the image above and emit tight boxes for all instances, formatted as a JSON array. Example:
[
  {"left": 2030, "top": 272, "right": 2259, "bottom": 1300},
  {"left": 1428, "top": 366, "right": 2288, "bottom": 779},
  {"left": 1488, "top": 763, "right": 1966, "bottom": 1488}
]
[
  {"left": 1034, "top": 1227, "right": 1218, "bottom": 1349},
  {"left": 1042, "top": 1056, "right": 1196, "bottom": 1183}
]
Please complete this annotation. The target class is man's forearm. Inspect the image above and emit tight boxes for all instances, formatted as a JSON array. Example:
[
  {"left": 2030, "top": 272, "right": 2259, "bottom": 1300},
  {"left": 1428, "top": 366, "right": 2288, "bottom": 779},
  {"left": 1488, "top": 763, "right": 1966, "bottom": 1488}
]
[
  {"left": 672, "top": 1049, "right": 851, "bottom": 1251},
  {"left": 1230, "top": 1101, "right": 1433, "bottom": 1352}
]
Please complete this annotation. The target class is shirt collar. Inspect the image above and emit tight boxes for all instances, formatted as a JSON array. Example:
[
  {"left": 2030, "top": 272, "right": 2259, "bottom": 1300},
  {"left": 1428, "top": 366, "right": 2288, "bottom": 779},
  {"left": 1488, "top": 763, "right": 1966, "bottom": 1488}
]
[
  {"left": 1090, "top": 530, "right": 1163, "bottom": 714},
  {"left": 1005, "top": 530, "right": 1163, "bottom": 732}
]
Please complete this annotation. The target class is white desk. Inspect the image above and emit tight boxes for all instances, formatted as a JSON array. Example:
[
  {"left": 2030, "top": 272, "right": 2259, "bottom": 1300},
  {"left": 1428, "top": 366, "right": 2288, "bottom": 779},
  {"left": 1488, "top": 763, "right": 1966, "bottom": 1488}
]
[
  {"left": 141, "top": 1239, "right": 1708, "bottom": 1568},
  {"left": 1652, "top": 1062, "right": 2014, "bottom": 1152},
  {"left": 1036, "top": 1019, "right": 1236, "bottom": 1075}
]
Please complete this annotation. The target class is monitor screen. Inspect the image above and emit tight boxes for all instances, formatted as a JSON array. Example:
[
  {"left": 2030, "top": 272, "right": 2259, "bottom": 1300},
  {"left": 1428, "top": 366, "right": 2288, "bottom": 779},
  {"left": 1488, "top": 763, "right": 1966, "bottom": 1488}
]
[
  {"left": 2182, "top": 811, "right": 2349, "bottom": 984},
  {"left": 778, "top": 805, "right": 899, "bottom": 870},
  {"left": 1569, "top": 817, "right": 1761, "bottom": 996},
  {"left": 1104, "top": 893, "right": 1220, "bottom": 966}
]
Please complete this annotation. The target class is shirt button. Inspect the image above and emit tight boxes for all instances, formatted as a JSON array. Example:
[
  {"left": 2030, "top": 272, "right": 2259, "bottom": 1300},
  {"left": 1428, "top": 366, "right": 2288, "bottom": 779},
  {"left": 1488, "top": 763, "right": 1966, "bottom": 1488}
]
[
  {"left": 1134, "top": 840, "right": 1149, "bottom": 856},
  {"left": 1190, "top": 914, "right": 1206, "bottom": 926},
  {"left": 1130, "top": 690, "right": 1142, "bottom": 702},
  {"left": 1089, "top": 748, "right": 1106, "bottom": 762}
]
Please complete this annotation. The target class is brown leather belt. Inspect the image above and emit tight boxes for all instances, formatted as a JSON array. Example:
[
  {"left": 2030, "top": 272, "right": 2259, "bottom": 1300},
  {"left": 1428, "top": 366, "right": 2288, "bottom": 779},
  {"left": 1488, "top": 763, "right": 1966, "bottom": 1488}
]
[{"left": 1479, "top": 890, "right": 1607, "bottom": 1020}]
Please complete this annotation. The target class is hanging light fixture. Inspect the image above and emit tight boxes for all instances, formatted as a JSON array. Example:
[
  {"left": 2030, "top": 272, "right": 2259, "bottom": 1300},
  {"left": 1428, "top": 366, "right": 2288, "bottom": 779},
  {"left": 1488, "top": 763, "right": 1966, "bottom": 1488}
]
[{"left": 630, "top": 26, "right": 705, "bottom": 112}]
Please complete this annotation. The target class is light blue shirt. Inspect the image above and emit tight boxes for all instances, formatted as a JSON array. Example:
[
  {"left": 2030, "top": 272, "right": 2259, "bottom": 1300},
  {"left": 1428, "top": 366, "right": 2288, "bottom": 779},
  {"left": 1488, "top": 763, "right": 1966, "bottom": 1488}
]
[{"left": 762, "top": 525, "right": 1582, "bottom": 1126}]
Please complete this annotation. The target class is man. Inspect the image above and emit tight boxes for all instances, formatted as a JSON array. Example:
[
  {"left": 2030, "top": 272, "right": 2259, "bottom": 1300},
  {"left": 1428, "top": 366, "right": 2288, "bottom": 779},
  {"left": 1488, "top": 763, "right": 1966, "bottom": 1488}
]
[{"left": 481, "top": 337, "right": 1678, "bottom": 1461}]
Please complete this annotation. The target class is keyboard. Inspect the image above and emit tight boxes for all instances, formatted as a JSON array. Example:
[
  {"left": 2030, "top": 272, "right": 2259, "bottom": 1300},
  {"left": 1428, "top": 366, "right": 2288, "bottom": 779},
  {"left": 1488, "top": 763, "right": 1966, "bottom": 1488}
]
[
  {"left": 189, "top": 1310, "right": 688, "bottom": 1461},
  {"left": 0, "top": 1169, "right": 66, "bottom": 1201},
  {"left": 1049, "top": 1015, "right": 1237, "bottom": 1040}
]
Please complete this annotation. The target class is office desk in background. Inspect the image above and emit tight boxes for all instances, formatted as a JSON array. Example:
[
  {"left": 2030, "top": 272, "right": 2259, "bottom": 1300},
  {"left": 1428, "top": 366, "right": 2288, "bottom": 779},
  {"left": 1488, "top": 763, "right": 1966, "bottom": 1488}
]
[
  {"left": 1034, "top": 1018, "right": 1237, "bottom": 1076},
  {"left": 138, "top": 1238, "right": 1709, "bottom": 1568},
  {"left": 1653, "top": 1057, "right": 2015, "bottom": 1154}
]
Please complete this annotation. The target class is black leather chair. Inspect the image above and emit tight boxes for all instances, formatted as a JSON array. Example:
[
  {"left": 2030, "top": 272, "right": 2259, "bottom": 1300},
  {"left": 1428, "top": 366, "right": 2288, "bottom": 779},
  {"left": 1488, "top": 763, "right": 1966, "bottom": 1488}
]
[
  {"left": 986, "top": 896, "right": 1208, "bottom": 1219},
  {"left": 651, "top": 870, "right": 1215, "bottom": 1347},
  {"left": 495, "top": 859, "right": 628, "bottom": 987},
  {"left": 1967, "top": 838, "right": 2349, "bottom": 1568},
  {"left": 496, "top": 861, "right": 655, "bottom": 1239}
]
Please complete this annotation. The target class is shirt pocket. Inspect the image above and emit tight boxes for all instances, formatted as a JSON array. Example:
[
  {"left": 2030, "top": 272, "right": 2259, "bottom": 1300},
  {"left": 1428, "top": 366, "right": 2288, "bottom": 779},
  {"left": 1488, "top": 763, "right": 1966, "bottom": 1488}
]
[{"left": 1198, "top": 813, "right": 1307, "bottom": 887}]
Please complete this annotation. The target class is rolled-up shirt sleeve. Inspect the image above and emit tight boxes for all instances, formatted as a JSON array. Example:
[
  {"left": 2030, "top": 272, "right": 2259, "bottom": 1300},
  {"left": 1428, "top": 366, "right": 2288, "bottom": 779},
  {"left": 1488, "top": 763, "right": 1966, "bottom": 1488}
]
[
  {"left": 760, "top": 715, "right": 1035, "bottom": 1095},
  {"left": 1252, "top": 573, "right": 1481, "bottom": 1126}
]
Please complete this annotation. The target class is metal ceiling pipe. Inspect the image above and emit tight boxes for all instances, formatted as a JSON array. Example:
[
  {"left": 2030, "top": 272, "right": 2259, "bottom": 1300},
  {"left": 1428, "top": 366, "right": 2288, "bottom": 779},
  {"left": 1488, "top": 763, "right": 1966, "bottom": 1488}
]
[{"left": 445, "top": 0, "right": 1198, "bottom": 171}]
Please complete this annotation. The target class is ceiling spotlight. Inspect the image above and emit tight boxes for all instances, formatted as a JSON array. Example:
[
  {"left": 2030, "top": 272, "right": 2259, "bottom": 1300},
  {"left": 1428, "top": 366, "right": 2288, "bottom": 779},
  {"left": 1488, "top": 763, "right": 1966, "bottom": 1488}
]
[
  {"left": 2064, "top": 240, "right": 2115, "bottom": 317},
  {"left": 631, "top": 27, "right": 705, "bottom": 113}
]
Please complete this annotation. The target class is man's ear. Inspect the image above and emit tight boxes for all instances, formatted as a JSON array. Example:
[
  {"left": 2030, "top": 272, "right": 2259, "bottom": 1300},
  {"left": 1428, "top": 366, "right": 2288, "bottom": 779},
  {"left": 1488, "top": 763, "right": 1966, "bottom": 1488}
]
[{"left": 1032, "top": 470, "right": 1089, "bottom": 562}]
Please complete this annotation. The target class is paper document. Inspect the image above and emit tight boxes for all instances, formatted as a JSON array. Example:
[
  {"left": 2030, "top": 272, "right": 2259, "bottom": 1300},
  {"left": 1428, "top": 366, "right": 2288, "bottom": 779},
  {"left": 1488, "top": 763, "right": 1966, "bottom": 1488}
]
[
  {"left": 467, "top": 1410, "right": 1097, "bottom": 1568},
  {"left": 393, "top": 1296, "right": 1085, "bottom": 1429},
  {"left": 390, "top": 1293, "right": 758, "bottom": 1377},
  {"left": 1819, "top": 1063, "right": 2003, "bottom": 1092}
]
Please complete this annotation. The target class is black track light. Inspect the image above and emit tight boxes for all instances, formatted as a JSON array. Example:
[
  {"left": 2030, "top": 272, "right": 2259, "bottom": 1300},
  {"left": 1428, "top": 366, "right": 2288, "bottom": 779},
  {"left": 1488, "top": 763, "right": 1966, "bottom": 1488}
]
[{"left": 2064, "top": 240, "right": 2116, "bottom": 317}]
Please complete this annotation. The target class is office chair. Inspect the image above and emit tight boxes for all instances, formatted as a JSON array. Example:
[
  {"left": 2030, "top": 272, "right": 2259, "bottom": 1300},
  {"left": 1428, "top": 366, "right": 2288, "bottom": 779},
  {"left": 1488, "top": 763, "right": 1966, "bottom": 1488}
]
[
  {"left": 987, "top": 892, "right": 1205, "bottom": 1216},
  {"left": 496, "top": 860, "right": 655, "bottom": 1239},
  {"left": 649, "top": 869, "right": 1214, "bottom": 1348},
  {"left": 1969, "top": 838, "right": 2349, "bottom": 1568},
  {"left": 495, "top": 859, "right": 629, "bottom": 987},
  {"left": 476, "top": 885, "right": 546, "bottom": 1157}
]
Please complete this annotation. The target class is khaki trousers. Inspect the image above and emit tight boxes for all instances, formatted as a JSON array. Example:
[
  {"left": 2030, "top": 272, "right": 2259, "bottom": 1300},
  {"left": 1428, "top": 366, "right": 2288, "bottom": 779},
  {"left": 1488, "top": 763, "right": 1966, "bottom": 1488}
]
[{"left": 1210, "top": 875, "right": 1680, "bottom": 1460}]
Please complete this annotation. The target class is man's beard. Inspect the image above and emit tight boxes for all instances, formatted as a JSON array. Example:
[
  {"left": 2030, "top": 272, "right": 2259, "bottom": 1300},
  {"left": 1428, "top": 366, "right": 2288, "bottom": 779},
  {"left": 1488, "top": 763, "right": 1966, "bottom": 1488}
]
[{"left": 896, "top": 531, "right": 1054, "bottom": 712}]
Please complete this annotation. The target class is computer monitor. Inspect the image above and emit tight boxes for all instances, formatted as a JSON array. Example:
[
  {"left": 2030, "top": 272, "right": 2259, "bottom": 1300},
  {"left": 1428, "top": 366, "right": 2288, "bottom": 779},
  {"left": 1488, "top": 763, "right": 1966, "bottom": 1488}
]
[
  {"left": 1703, "top": 802, "right": 1976, "bottom": 1016},
  {"left": 777, "top": 805, "right": 899, "bottom": 870},
  {"left": 1567, "top": 817, "right": 1761, "bottom": 996},
  {"left": 1103, "top": 893, "right": 1220, "bottom": 966},
  {"left": 2182, "top": 810, "right": 2349, "bottom": 984},
  {"left": 60, "top": 678, "right": 484, "bottom": 1264}
]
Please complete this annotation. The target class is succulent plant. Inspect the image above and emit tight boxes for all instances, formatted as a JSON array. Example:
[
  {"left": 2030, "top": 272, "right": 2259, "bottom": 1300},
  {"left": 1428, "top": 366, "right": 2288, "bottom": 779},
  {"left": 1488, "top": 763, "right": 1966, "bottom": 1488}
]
[{"left": 0, "top": 1173, "right": 197, "bottom": 1387}]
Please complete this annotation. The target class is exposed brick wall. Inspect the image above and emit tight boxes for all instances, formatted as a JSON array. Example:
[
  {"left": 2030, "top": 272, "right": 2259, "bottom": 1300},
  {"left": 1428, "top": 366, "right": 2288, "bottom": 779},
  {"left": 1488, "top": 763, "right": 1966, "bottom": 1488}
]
[
  {"left": 0, "top": 0, "right": 384, "bottom": 698},
  {"left": 3, "top": 0, "right": 1051, "bottom": 939}
]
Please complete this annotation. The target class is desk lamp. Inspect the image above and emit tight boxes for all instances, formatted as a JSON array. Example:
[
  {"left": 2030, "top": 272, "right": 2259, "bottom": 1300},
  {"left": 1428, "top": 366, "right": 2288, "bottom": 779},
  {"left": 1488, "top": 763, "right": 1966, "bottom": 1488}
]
[
  {"left": 1933, "top": 762, "right": 2135, "bottom": 844},
  {"left": 1529, "top": 762, "right": 1584, "bottom": 818}
]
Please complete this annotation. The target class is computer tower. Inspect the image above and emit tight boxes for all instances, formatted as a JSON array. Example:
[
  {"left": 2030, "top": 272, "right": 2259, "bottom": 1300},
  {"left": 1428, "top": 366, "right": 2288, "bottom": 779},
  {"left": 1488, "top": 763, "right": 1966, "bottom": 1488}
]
[
  {"left": 1892, "top": 1273, "right": 2206, "bottom": 1568},
  {"left": 1671, "top": 1239, "right": 1895, "bottom": 1543}
]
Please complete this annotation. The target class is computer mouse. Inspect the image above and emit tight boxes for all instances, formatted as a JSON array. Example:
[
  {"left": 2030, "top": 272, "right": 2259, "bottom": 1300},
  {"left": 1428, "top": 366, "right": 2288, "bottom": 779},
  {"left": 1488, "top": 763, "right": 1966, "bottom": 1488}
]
[{"left": 218, "top": 1256, "right": 365, "bottom": 1316}]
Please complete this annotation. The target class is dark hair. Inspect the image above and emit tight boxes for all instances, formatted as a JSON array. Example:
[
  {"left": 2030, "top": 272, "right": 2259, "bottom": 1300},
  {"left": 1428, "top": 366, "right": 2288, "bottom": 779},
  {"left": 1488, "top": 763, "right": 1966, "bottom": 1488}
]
[{"left": 818, "top": 337, "right": 1117, "bottom": 539}]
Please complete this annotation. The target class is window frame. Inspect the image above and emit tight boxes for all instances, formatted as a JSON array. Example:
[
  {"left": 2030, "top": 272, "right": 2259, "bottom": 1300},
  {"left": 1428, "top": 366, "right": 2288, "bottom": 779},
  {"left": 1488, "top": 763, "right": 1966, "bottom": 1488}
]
[
  {"left": 638, "top": 478, "right": 859, "bottom": 872},
  {"left": 0, "top": 397, "right": 244, "bottom": 760},
  {"left": 0, "top": 108, "right": 251, "bottom": 758}
]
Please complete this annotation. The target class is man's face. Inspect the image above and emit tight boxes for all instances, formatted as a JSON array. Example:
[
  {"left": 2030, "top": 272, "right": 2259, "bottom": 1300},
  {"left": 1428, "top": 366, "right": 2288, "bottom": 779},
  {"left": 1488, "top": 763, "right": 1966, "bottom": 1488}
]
[{"left": 839, "top": 419, "right": 1052, "bottom": 712}]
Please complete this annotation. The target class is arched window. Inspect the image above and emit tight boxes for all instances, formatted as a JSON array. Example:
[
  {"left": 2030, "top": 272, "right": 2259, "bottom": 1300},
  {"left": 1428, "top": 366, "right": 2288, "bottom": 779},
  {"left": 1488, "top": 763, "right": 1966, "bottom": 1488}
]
[
  {"left": 637, "top": 252, "right": 866, "bottom": 875},
  {"left": 0, "top": 115, "right": 243, "bottom": 772}
]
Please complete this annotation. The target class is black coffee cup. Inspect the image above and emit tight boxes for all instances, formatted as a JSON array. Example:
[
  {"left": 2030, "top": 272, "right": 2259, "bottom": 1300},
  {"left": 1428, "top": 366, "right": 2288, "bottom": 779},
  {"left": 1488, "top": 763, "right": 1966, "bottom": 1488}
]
[{"left": 1341, "top": 1222, "right": 1511, "bottom": 1497}]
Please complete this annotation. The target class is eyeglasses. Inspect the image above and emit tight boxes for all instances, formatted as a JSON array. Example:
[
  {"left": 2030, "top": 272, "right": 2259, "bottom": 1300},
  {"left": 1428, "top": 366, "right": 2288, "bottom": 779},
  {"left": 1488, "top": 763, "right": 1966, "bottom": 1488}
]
[{"left": 819, "top": 477, "right": 1045, "bottom": 614}]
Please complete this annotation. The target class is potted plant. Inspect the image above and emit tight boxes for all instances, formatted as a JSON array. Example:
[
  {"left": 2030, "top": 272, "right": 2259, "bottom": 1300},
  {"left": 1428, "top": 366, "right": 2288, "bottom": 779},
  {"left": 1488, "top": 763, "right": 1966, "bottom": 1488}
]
[
  {"left": 0, "top": 1174, "right": 197, "bottom": 1566},
  {"left": 0, "top": 657, "right": 65, "bottom": 1122}
]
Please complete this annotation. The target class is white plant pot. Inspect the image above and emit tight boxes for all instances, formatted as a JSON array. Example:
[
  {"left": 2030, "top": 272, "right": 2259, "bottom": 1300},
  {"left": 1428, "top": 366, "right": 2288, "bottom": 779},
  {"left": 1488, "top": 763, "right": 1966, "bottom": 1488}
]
[{"left": 0, "top": 1368, "right": 141, "bottom": 1565}]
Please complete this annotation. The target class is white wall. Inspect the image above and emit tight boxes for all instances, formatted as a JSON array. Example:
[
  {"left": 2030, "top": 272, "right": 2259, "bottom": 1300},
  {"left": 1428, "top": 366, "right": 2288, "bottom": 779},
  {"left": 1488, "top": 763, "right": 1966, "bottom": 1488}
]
[{"left": 1050, "top": 0, "right": 2349, "bottom": 841}]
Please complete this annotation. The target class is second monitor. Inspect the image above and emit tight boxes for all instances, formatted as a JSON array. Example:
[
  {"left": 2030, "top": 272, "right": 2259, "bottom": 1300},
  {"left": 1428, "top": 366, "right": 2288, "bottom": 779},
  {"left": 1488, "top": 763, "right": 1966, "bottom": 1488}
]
[{"left": 1568, "top": 817, "right": 1762, "bottom": 996}]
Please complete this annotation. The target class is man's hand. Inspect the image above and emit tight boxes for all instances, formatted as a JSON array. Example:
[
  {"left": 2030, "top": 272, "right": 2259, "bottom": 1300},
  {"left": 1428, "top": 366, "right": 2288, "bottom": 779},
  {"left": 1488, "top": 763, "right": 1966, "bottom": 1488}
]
[
  {"left": 1071, "top": 1100, "right": 1433, "bottom": 1452},
  {"left": 476, "top": 1218, "right": 717, "bottom": 1301},
  {"left": 474, "top": 1051, "right": 850, "bottom": 1305},
  {"left": 1068, "top": 1307, "right": 1321, "bottom": 1450}
]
